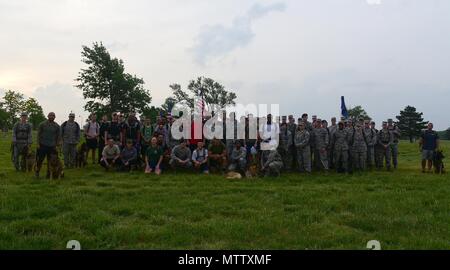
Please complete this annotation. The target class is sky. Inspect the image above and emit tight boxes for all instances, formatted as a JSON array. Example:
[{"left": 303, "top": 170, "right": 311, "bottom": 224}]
[{"left": 0, "top": 0, "right": 449, "bottom": 129}]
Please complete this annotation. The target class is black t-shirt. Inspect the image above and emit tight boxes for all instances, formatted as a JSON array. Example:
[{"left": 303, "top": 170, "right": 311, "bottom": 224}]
[
  {"left": 99, "top": 122, "right": 109, "bottom": 140},
  {"left": 123, "top": 121, "right": 141, "bottom": 140},
  {"left": 108, "top": 121, "right": 122, "bottom": 141}
]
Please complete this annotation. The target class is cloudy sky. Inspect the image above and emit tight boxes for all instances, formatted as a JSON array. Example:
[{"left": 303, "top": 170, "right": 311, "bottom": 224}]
[{"left": 0, "top": 0, "right": 449, "bottom": 129}]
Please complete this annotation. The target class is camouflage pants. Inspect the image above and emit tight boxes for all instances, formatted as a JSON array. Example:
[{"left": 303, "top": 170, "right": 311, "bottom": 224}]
[
  {"left": 334, "top": 149, "right": 349, "bottom": 173},
  {"left": 13, "top": 143, "right": 28, "bottom": 171},
  {"left": 376, "top": 146, "right": 391, "bottom": 169},
  {"left": 352, "top": 151, "right": 367, "bottom": 172},
  {"left": 278, "top": 147, "right": 293, "bottom": 171},
  {"left": 367, "top": 146, "right": 375, "bottom": 169},
  {"left": 390, "top": 143, "right": 399, "bottom": 168},
  {"left": 314, "top": 148, "right": 329, "bottom": 171},
  {"left": 265, "top": 161, "right": 283, "bottom": 177},
  {"left": 296, "top": 147, "right": 311, "bottom": 173},
  {"left": 63, "top": 143, "right": 77, "bottom": 168}
]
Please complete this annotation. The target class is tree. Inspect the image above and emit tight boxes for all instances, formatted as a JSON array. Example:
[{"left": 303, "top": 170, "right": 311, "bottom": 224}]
[
  {"left": 446, "top": 128, "right": 450, "bottom": 140},
  {"left": 170, "top": 77, "right": 237, "bottom": 113},
  {"left": 161, "top": 97, "right": 177, "bottom": 115},
  {"left": 141, "top": 106, "right": 161, "bottom": 123},
  {"left": 396, "top": 106, "right": 428, "bottom": 143},
  {"left": 75, "top": 42, "right": 152, "bottom": 117},
  {"left": 347, "top": 105, "right": 371, "bottom": 121},
  {"left": 0, "top": 90, "right": 25, "bottom": 127},
  {"left": 0, "top": 107, "right": 9, "bottom": 129},
  {"left": 23, "top": 98, "right": 46, "bottom": 129}
]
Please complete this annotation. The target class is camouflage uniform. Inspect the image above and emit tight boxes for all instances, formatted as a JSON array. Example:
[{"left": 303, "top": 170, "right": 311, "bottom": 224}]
[
  {"left": 263, "top": 150, "right": 283, "bottom": 177},
  {"left": 278, "top": 124, "right": 293, "bottom": 171},
  {"left": 332, "top": 128, "right": 349, "bottom": 173},
  {"left": 294, "top": 128, "right": 311, "bottom": 173},
  {"left": 327, "top": 124, "right": 337, "bottom": 169},
  {"left": 312, "top": 128, "right": 329, "bottom": 170},
  {"left": 389, "top": 125, "right": 401, "bottom": 169},
  {"left": 287, "top": 121, "right": 297, "bottom": 170},
  {"left": 12, "top": 121, "right": 33, "bottom": 171},
  {"left": 364, "top": 126, "right": 377, "bottom": 169},
  {"left": 349, "top": 128, "right": 368, "bottom": 172},
  {"left": 61, "top": 120, "right": 81, "bottom": 168},
  {"left": 376, "top": 128, "right": 392, "bottom": 170}
]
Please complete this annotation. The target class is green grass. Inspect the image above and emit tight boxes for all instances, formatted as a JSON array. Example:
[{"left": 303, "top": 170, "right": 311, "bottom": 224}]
[{"left": 0, "top": 132, "right": 449, "bottom": 250}]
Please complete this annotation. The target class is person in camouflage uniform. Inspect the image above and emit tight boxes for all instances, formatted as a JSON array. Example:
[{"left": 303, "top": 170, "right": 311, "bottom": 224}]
[
  {"left": 388, "top": 119, "right": 401, "bottom": 169},
  {"left": 262, "top": 150, "right": 283, "bottom": 177},
  {"left": 349, "top": 120, "right": 368, "bottom": 172},
  {"left": 278, "top": 118, "right": 293, "bottom": 171},
  {"left": 294, "top": 121, "right": 311, "bottom": 173},
  {"left": 287, "top": 115, "right": 297, "bottom": 170},
  {"left": 327, "top": 117, "right": 337, "bottom": 169},
  {"left": 376, "top": 121, "right": 392, "bottom": 171},
  {"left": 363, "top": 120, "right": 377, "bottom": 169},
  {"left": 370, "top": 121, "right": 380, "bottom": 168},
  {"left": 332, "top": 121, "right": 350, "bottom": 173},
  {"left": 61, "top": 113, "right": 81, "bottom": 168},
  {"left": 12, "top": 112, "right": 33, "bottom": 171},
  {"left": 345, "top": 119, "right": 354, "bottom": 173},
  {"left": 312, "top": 120, "right": 329, "bottom": 171}
]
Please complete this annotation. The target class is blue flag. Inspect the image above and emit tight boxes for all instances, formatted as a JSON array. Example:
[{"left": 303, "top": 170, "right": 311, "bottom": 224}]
[{"left": 341, "top": 96, "right": 349, "bottom": 119}]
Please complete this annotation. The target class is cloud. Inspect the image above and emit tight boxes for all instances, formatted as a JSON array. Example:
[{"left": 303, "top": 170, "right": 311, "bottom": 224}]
[
  {"left": 32, "top": 82, "right": 88, "bottom": 124},
  {"left": 190, "top": 2, "right": 286, "bottom": 65}
]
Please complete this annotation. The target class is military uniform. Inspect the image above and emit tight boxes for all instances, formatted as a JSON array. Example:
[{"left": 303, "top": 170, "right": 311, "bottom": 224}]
[
  {"left": 294, "top": 128, "right": 311, "bottom": 173},
  {"left": 312, "top": 128, "right": 329, "bottom": 170},
  {"left": 327, "top": 124, "right": 337, "bottom": 169},
  {"left": 287, "top": 121, "right": 297, "bottom": 170},
  {"left": 332, "top": 128, "right": 349, "bottom": 173},
  {"left": 278, "top": 124, "right": 293, "bottom": 171},
  {"left": 388, "top": 124, "right": 401, "bottom": 169},
  {"left": 376, "top": 128, "right": 392, "bottom": 170},
  {"left": 61, "top": 120, "right": 81, "bottom": 168},
  {"left": 263, "top": 150, "right": 283, "bottom": 177},
  {"left": 349, "top": 127, "right": 368, "bottom": 172},
  {"left": 363, "top": 126, "right": 377, "bottom": 169},
  {"left": 12, "top": 121, "right": 33, "bottom": 171}
]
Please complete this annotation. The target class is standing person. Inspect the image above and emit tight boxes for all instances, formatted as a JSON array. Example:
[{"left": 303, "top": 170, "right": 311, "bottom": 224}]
[
  {"left": 120, "top": 139, "right": 138, "bottom": 172},
  {"left": 312, "top": 120, "right": 329, "bottom": 171},
  {"left": 302, "top": 113, "right": 313, "bottom": 132},
  {"left": 377, "top": 121, "right": 393, "bottom": 171},
  {"left": 332, "top": 121, "right": 350, "bottom": 173},
  {"left": 294, "top": 121, "right": 311, "bottom": 173},
  {"left": 61, "top": 113, "right": 81, "bottom": 169},
  {"left": 145, "top": 137, "right": 163, "bottom": 175},
  {"left": 287, "top": 115, "right": 298, "bottom": 170},
  {"left": 141, "top": 117, "right": 154, "bottom": 161},
  {"left": 123, "top": 113, "right": 142, "bottom": 165},
  {"left": 98, "top": 115, "right": 109, "bottom": 164},
  {"left": 192, "top": 141, "right": 209, "bottom": 174},
  {"left": 278, "top": 120, "right": 293, "bottom": 172},
  {"left": 328, "top": 117, "right": 337, "bottom": 169},
  {"left": 228, "top": 140, "right": 247, "bottom": 173},
  {"left": 35, "top": 112, "right": 61, "bottom": 178},
  {"left": 100, "top": 138, "right": 121, "bottom": 171},
  {"left": 364, "top": 120, "right": 377, "bottom": 169},
  {"left": 84, "top": 114, "right": 100, "bottom": 164},
  {"left": 106, "top": 113, "right": 122, "bottom": 146},
  {"left": 12, "top": 112, "right": 33, "bottom": 171},
  {"left": 419, "top": 123, "right": 440, "bottom": 173},
  {"left": 349, "top": 120, "right": 368, "bottom": 172},
  {"left": 258, "top": 114, "right": 279, "bottom": 167},
  {"left": 388, "top": 119, "right": 401, "bottom": 169}
]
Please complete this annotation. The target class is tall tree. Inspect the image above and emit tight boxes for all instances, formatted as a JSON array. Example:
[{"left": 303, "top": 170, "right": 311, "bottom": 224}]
[
  {"left": 23, "top": 98, "right": 46, "bottom": 129},
  {"left": 0, "top": 90, "right": 25, "bottom": 127},
  {"left": 161, "top": 97, "right": 177, "bottom": 115},
  {"left": 75, "top": 42, "right": 152, "bottom": 117},
  {"left": 348, "top": 105, "right": 371, "bottom": 121},
  {"left": 141, "top": 106, "right": 161, "bottom": 123},
  {"left": 170, "top": 77, "right": 237, "bottom": 113},
  {"left": 396, "top": 106, "right": 428, "bottom": 143}
]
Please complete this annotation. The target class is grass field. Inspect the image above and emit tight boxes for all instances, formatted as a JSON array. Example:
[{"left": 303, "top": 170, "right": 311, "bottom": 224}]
[{"left": 0, "top": 132, "right": 449, "bottom": 250}]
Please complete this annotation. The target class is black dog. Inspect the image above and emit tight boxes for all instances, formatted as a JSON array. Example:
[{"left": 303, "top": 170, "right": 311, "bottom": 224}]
[
  {"left": 76, "top": 143, "right": 88, "bottom": 168},
  {"left": 433, "top": 150, "right": 445, "bottom": 174}
]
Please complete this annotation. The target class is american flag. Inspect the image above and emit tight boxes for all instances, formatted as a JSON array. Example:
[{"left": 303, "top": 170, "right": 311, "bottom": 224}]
[{"left": 197, "top": 96, "right": 206, "bottom": 118}]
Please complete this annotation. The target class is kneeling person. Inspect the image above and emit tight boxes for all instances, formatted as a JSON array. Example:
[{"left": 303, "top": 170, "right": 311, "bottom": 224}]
[
  {"left": 100, "top": 138, "right": 121, "bottom": 171},
  {"left": 170, "top": 140, "right": 192, "bottom": 170},
  {"left": 145, "top": 137, "right": 163, "bottom": 175},
  {"left": 120, "top": 139, "right": 138, "bottom": 172},
  {"left": 228, "top": 140, "right": 247, "bottom": 173},
  {"left": 263, "top": 150, "right": 283, "bottom": 177},
  {"left": 192, "top": 141, "right": 209, "bottom": 174}
]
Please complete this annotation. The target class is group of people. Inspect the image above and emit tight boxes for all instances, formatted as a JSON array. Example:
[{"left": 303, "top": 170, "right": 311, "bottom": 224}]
[{"left": 10, "top": 110, "right": 441, "bottom": 178}]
